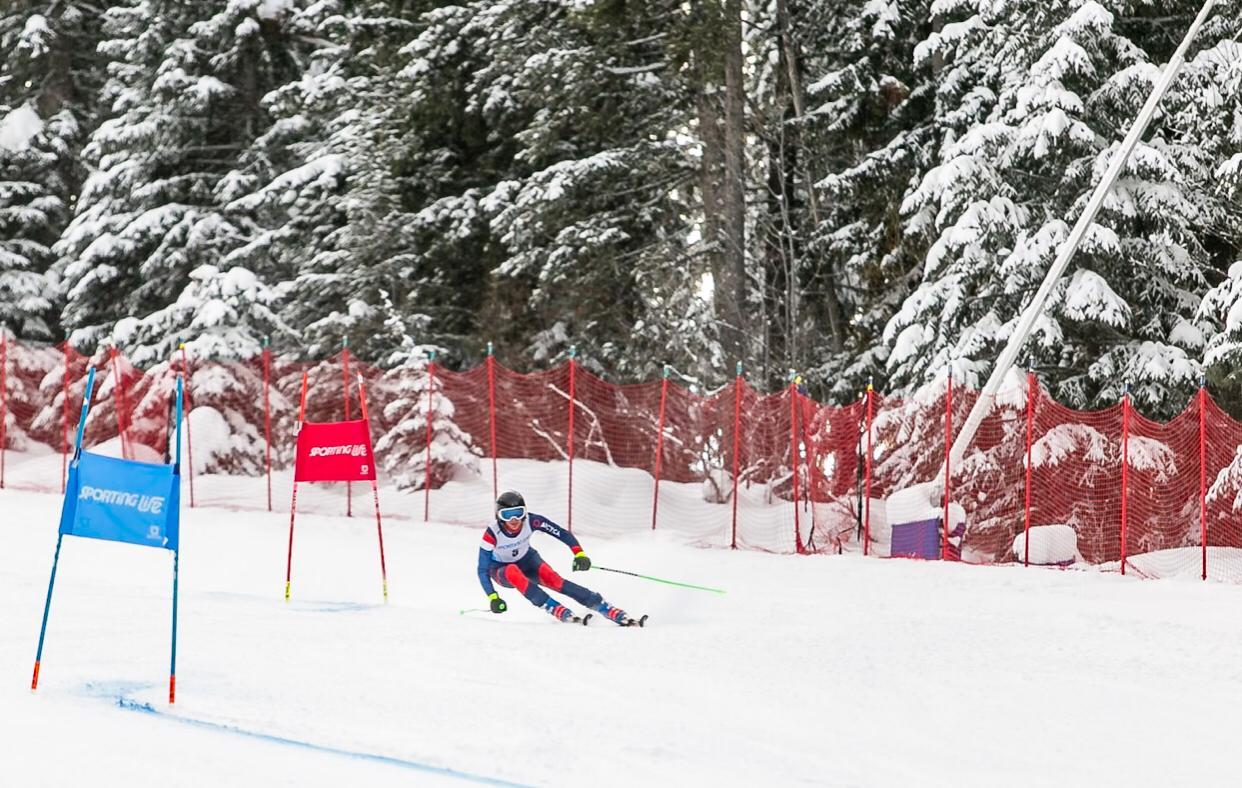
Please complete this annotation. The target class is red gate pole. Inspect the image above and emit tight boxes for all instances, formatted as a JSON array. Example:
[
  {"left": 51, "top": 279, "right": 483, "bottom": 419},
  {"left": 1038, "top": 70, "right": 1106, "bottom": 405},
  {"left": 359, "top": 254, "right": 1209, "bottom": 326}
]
[
  {"left": 1024, "top": 371, "right": 1035, "bottom": 567},
  {"left": 1, "top": 331, "right": 7, "bottom": 489},
  {"left": 179, "top": 340, "right": 195, "bottom": 507},
  {"left": 263, "top": 337, "right": 272, "bottom": 512},
  {"left": 1120, "top": 383, "right": 1130, "bottom": 576},
  {"left": 61, "top": 343, "right": 69, "bottom": 492},
  {"left": 109, "top": 346, "right": 130, "bottom": 460},
  {"left": 942, "top": 368, "right": 953, "bottom": 561},
  {"left": 342, "top": 338, "right": 353, "bottom": 517},
  {"left": 651, "top": 365, "right": 669, "bottom": 530},
  {"left": 863, "top": 381, "right": 874, "bottom": 556},
  {"left": 487, "top": 342, "right": 498, "bottom": 499},
  {"left": 285, "top": 371, "right": 308, "bottom": 602},
  {"left": 788, "top": 374, "right": 804, "bottom": 554},
  {"left": 1199, "top": 379, "right": 1207, "bottom": 580},
  {"left": 359, "top": 376, "right": 390, "bottom": 603},
  {"left": 566, "top": 345, "right": 577, "bottom": 532},
  {"left": 731, "top": 363, "right": 742, "bottom": 550},
  {"left": 424, "top": 351, "right": 436, "bottom": 523}
]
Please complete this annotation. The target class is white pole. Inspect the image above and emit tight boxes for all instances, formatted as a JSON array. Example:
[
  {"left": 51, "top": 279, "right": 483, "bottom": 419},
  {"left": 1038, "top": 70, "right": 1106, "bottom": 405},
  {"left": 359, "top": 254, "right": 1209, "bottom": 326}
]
[{"left": 939, "top": 0, "right": 1218, "bottom": 488}]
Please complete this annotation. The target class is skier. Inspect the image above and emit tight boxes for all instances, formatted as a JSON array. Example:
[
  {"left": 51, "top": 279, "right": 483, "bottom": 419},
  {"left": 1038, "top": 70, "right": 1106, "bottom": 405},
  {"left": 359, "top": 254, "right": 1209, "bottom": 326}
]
[{"left": 477, "top": 490, "right": 640, "bottom": 625}]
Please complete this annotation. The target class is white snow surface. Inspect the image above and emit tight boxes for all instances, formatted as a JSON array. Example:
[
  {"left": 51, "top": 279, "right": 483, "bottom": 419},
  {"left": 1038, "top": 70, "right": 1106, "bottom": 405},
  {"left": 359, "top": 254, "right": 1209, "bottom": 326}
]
[
  {"left": 5, "top": 471, "right": 1242, "bottom": 784},
  {"left": 0, "top": 104, "right": 43, "bottom": 151}
]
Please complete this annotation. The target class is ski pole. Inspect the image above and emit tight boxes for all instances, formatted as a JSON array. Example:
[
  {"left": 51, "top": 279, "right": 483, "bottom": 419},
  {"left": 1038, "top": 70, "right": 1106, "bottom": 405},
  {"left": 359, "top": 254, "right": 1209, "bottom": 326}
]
[
  {"left": 594, "top": 565, "right": 726, "bottom": 594},
  {"left": 459, "top": 608, "right": 490, "bottom": 615}
]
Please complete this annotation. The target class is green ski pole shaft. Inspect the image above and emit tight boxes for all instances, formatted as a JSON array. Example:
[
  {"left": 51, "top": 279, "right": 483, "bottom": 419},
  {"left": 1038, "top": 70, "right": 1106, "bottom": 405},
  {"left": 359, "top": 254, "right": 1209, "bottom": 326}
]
[{"left": 594, "top": 565, "right": 726, "bottom": 594}]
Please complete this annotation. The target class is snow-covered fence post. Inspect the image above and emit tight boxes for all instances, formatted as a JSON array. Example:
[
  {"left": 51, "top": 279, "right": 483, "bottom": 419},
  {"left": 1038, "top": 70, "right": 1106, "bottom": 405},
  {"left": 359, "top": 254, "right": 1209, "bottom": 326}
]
[
  {"left": 942, "top": 368, "right": 953, "bottom": 560},
  {"left": 263, "top": 337, "right": 272, "bottom": 511},
  {"left": 1199, "top": 379, "right": 1207, "bottom": 580},
  {"left": 651, "top": 364, "right": 669, "bottom": 531},
  {"left": 61, "top": 342, "right": 69, "bottom": 492},
  {"left": 178, "top": 339, "right": 195, "bottom": 507},
  {"left": 788, "top": 372, "right": 804, "bottom": 554},
  {"left": 0, "top": 330, "right": 7, "bottom": 489},
  {"left": 342, "top": 337, "right": 353, "bottom": 517},
  {"left": 863, "top": 380, "right": 874, "bottom": 556},
  {"left": 731, "top": 362, "right": 743, "bottom": 550},
  {"left": 1024, "top": 371, "right": 1035, "bottom": 567},
  {"left": 1120, "top": 383, "right": 1131, "bottom": 576},
  {"left": 487, "top": 342, "right": 497, "bottom": 499},
  {"left": 109, "top": 345, "right": 131, "bottom": 460},
  {"left": 424, "top": 351, "right": 436, "bottom": 523},
  {"left": 567, "top": 345, "right": 577, "bottom": 532}
]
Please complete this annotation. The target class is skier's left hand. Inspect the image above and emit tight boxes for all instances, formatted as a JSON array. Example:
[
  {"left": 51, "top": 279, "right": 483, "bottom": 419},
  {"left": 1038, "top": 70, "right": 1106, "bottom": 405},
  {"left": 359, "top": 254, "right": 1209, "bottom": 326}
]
[{"left": 572, "top": 552, "right": 591, "bottom": 572}]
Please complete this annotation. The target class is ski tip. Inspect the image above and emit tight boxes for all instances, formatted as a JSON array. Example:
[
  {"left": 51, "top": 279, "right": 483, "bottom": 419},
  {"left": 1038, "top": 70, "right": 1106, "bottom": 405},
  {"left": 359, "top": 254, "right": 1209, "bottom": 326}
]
[
  {"left": 638, "top": 614, "right": 648, "bottom": 627},
  {"left": 581, "top": 613, "right": 592, "bottom": 626}
]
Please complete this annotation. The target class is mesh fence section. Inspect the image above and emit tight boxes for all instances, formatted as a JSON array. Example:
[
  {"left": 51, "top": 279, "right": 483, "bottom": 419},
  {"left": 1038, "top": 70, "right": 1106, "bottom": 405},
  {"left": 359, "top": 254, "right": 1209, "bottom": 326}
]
[
  {"left": 1203, "top": 396, "right": 1242, "bottom": 581},
  {"left": 954, "top": 384, "right": 1027, "bottom": 565},
  {"left": 6, "top": 336, "right": 1242, "bottom": 580},
  {"left": 1028, "top": 388, "right": 1124, "bottom": 566}
]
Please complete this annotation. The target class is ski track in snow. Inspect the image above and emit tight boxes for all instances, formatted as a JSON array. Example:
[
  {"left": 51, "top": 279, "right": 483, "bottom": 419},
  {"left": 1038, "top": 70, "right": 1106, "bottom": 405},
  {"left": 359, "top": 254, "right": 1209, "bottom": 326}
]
[{"left": 4, "top": 485, "right": 1242, "bottom": 786}]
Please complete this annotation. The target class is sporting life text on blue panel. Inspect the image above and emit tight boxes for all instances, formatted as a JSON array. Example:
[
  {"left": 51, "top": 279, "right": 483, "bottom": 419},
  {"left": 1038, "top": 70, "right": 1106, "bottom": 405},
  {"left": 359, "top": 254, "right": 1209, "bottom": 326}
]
[{"left": 59, "top": 453, "right": 181, "bottom": 551}]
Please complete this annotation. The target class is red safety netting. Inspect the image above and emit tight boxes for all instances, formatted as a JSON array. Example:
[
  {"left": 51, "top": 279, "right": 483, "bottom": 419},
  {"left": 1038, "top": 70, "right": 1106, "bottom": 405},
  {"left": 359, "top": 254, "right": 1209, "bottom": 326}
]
[{"left": 5, "top": 335, "right": 1242, "bottom": 582}]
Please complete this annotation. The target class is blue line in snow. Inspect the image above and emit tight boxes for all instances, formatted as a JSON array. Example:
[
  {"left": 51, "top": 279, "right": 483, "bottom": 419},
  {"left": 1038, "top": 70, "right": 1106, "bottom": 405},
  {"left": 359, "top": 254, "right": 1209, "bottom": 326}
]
[{"left": 116, "top": 697, "right": 531, "bottom": 787}]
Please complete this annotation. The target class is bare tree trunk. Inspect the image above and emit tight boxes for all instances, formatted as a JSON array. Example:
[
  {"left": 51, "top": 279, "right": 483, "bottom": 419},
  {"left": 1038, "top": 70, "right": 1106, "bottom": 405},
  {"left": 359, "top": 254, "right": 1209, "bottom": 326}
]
[
  {"left": 690, "top": 0, "right": 747, "bottom": 370},
  {"left": 721, "top": 0, "right": 748, "bottom": 367},
  {"left": 777, "top": 0, "right": 845, "bottom": 355}
]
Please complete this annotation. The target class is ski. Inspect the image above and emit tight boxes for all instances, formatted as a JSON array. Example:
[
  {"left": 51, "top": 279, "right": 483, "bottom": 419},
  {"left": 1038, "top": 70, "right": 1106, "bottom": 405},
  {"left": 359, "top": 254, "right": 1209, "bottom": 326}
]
[
  {"left": 616, "top": 614, "right": 647, "bottom": 627},
  {"left": 569, "top": 613, "right": 592, "bottom": 625}
]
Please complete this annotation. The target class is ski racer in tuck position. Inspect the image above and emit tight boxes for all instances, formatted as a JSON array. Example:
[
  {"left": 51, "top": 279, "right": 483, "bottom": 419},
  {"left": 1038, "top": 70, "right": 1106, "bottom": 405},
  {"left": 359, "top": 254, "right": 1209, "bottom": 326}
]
[{"left": 477, "top": 491, "right": 643, "bottom": 626}]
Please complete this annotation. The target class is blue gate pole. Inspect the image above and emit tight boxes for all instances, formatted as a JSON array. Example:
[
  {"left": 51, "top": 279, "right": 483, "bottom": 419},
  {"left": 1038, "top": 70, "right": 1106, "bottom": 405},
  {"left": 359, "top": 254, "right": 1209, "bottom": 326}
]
[
  {"left": 32, "top": 366, "right": 96, "bottom": 691},
  {"left": 170, "top": 375, "right": 183, "bottom": 703}
]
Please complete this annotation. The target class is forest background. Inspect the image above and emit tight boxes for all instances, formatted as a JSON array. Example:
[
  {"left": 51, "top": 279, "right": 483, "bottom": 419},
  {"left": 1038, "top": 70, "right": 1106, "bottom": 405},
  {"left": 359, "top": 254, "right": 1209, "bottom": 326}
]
[{"left": 1, "top": 0, "right": 1241, "bottom": 418}]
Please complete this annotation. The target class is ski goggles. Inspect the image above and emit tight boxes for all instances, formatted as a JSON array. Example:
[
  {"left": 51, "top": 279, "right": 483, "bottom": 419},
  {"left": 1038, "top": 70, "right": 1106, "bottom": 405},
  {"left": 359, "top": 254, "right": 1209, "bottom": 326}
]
[{"left": 497, "top": 506, "right": 526, "bottom": 522}]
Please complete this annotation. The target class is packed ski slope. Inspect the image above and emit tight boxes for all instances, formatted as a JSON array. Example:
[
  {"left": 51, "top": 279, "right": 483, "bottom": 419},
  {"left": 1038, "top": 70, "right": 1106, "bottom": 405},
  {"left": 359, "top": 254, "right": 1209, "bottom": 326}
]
[{"left": 4, "top": 483, "right": 1242, "bottom": 787}]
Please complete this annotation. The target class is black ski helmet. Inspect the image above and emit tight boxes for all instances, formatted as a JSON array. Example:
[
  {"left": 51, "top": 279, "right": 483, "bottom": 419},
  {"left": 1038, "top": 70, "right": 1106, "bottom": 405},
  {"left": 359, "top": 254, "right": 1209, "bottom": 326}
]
[{"left": 495, "top": 490, "right": 525, "bottom": 519}]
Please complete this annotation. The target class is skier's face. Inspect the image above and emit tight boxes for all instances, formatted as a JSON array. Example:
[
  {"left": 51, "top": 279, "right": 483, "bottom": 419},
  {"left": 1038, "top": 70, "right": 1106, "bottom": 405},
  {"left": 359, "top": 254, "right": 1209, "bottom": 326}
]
[{"left": 498, "top": 505, "right": 526, "bottom": 534}]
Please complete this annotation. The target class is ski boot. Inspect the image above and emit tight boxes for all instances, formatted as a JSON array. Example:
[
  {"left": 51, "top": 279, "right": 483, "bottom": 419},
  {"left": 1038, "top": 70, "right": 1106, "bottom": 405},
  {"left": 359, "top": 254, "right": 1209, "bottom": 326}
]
[
  {"left": 543, "top": 598, "right": 590, "bottom": 625},
  {"left": 595, "top": 601, "right": 631, "bottom": 626}
]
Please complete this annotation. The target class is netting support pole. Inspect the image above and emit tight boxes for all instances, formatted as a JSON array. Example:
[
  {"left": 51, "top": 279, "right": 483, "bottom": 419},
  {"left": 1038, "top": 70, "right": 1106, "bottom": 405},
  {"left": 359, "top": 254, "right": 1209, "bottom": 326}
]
[
  {"left": 285, "top": 371, "right": 308, "bottom": 602},
  {"left": 1023, "top": 371, "right": 1035, "bottom": 568},
  {"left": 342, "top": 338, "right": 352, "bottom": 517},
  {"left": 731, "top": 363, "right": 742, "bottom": 550},
  {"left": 487, "top": 342, "right": 497, "bottom": 499},
  {"left": 263, "top": 337, "right": 272, "bottom": 512},
  {"left": 1120, "top": 384, "right": 1131, "bottom": 576},
  {"left": 1, "top": 331, "right": 7, "bottom": 489},
  {"left": 942, "top": 368, "right": 953, "bottom": 561},
  {"left": 359, "top": 376, "right": 389, "bottom": 603},
  {"left": 789, "top": 374, "right": 804, "bottom": 554},
  {"left": 863, "top": 380, "right": 874, "bottom": 556},
  {"left": 61, "top": 343, "right": 69, "bottom": 494},
  {"left": 799, "top": 376, "right": 821, "bottom": 552},
  {"left": 567, "top": 346, "right": 577, "bottom": 533},
  {"left": 179, "top": 340, "right": 195, "bottom": 507},
  {"left": 424, "top": 352, "right": 436, "bottom": 523},
  {"left": 651, "top": 365, "right": 669, "bottom": 531},
  {"left": 1199, "top": 380, "right": 1207, "bottom": 581}
]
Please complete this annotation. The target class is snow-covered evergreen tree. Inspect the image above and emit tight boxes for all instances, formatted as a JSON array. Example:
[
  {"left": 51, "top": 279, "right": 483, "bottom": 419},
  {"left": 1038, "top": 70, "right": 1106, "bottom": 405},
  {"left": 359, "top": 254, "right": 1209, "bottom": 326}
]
[
  {"left": 884, "top": 0, "right": 1232, "bottom": 418},
  {"left": 0, "top": 4, "right": 103, "bottom": 339},
  {"left": 56, "top": 0, "right": 298, "bottom": 354}
]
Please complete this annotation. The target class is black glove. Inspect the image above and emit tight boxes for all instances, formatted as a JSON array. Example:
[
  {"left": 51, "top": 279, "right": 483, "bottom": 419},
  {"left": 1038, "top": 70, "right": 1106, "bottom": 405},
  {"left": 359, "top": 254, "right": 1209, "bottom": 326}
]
[
  {"left": 572, "top": 553, "right": 591, "bottom": 572},
  {"left": 489, "top": 593, "right": 507, "bottom": 613}
]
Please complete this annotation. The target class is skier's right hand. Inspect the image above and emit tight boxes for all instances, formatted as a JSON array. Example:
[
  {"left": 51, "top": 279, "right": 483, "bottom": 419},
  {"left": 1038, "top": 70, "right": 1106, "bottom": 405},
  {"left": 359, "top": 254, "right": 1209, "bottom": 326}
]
[{"left": 489, "top": 593, "right": 507, "bottom": 614}]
